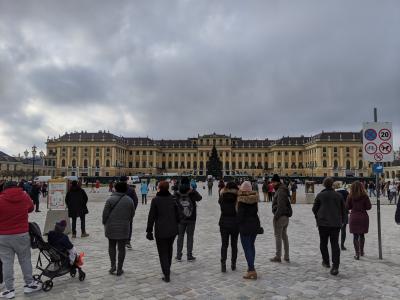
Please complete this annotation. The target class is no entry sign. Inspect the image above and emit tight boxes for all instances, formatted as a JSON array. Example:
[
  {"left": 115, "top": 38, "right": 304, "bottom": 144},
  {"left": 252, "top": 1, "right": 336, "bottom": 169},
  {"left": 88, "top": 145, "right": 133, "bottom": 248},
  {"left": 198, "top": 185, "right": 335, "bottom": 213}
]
[{"left": 363, "top": 122, "right": 393, "bottom": 162}]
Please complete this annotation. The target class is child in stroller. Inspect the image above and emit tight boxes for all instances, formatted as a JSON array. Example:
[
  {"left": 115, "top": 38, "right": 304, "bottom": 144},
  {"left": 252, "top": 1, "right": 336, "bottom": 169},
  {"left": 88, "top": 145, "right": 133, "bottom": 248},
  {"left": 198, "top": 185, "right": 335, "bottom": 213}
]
[{"left": 29, "top": 221, "right": 85, "bottom": 292}]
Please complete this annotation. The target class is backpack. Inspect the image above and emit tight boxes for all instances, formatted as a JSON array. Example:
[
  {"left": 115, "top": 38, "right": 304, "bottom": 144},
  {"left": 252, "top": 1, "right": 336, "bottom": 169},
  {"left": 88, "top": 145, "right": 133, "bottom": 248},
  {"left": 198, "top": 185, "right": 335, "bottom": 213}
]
[{"left": 179, "top": 193, "right": 194, "bottom": 219}]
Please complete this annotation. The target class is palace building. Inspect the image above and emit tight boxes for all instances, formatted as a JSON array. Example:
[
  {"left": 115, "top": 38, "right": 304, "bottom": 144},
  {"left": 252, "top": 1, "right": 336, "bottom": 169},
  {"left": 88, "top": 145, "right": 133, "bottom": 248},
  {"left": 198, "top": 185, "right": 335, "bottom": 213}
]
[{"left": 45, "top": 131, "right": 373, "bottom": 178}]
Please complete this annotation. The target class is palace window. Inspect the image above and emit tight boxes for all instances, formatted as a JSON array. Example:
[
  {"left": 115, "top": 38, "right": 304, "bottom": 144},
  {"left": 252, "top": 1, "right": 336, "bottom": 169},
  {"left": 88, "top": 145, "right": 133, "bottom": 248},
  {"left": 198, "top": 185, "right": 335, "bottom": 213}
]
[
  {"left": 61, "top": 159, "right": 65, "bottom": 167},
  {"left": 106, "top": 160, "right": 110, "bottom": 167},
  {"left": 323, "top": 160, "right": 327, "bottom": 168},
  {"left": 334, "top": 147, "right": 337, "bottom": 153},
  {"left": 333, "top": 160, "right": 338, "bottom": 169},
  {"left": 95, "top": 160, "right": 100, "bottom": 168},
  {"left": 358, "top": 160, "right": 363, "bottom": 169},
  {"left": 72, "top": 159, "right": 76, "bottom": 168},
  {"left": 346, "top": 160, "right": 351, "bottom": 169}
]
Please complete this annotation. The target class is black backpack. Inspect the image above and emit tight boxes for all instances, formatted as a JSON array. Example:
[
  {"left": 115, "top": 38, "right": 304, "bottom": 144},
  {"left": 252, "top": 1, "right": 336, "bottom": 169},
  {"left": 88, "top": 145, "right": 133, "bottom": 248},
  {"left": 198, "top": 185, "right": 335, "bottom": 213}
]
[{"left": 178, "top": 193, "right": 194, "bottom": 220}]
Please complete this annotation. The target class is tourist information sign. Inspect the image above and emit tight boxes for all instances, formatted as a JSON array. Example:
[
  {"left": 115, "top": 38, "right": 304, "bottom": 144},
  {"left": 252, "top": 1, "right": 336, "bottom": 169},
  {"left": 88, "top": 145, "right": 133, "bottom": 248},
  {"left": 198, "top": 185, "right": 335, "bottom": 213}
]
[{"left": 363, "top": 122, "right": 393, "bottom": 162}]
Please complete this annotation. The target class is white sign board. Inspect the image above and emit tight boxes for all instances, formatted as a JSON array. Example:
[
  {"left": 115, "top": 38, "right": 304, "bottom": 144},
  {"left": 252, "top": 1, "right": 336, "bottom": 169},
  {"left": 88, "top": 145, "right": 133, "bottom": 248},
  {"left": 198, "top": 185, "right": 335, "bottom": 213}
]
[
  {"left": 48, "top": 179, "right": 68, "bottom": 210},
  {"left": 363, "top": 122, "right": 393, "bottom": 162}
]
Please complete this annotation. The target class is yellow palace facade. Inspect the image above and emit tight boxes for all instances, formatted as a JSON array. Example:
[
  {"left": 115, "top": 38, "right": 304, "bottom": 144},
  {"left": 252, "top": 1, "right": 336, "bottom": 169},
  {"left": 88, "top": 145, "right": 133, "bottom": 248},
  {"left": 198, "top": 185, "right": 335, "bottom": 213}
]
[{"left": 45, "top": 131, "right": 372, "bottom": 178}]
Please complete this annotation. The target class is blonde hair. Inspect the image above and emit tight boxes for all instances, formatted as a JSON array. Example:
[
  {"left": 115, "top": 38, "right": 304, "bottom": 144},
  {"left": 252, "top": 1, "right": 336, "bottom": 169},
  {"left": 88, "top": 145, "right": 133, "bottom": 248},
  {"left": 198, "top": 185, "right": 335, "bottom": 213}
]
[
  {"left": 333, "top": 181, "right": 342, "bottom": 189},
  {"left": 349, "top": 181, "right": 367, "bottom": 200}
]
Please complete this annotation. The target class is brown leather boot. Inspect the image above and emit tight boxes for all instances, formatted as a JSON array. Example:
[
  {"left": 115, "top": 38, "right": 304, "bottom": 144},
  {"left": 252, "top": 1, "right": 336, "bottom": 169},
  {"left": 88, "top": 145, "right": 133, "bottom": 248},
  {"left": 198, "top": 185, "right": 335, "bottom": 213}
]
[{"left": 243, "top": 270, "right": 257, "bottom": 280}]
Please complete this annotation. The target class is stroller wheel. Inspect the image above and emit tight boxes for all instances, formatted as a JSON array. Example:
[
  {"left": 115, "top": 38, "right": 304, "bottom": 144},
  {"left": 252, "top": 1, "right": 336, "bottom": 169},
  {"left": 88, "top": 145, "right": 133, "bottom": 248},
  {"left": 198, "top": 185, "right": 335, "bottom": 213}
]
[
  {"left": 42, "top": 280, "right": 53, "bottom": 292},
  {"left": 70, "top": 268, "right": 77, "bottom": 277},
  {"left": 79, "top": 271, "right": 86, "bottom": 281}
]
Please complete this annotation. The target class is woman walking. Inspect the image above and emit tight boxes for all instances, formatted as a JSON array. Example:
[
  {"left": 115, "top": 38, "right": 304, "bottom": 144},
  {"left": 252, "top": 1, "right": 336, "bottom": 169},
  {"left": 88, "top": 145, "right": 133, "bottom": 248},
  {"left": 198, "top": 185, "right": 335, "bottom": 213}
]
[
  {"left": 102, "top": 181, "right": 135, "bottom": 276},
  {"left": 237, "top": 181, "right": 261, "bottom": 280},
  {"left": 218, "top": 181, "right": 239, "bottom": 273},
  {"left": 347, "top": 181, "right": 372, "bottom": 260},
  {"left": 146, "top": 181, "right": 179, "bottom": 283}
]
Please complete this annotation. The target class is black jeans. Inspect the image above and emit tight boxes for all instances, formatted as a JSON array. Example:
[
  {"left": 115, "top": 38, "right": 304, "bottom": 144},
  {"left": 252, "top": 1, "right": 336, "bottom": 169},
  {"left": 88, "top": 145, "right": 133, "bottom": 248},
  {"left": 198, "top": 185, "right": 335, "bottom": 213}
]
[
  {"left": 142, "top": 194, "right": 147, "bottom": 204},
  {"left": 71, "top": 215, "right": 86, "bottom": 235},
  {"left": 0, "top": 259, "right": 3, "bottom": 284},
  {"left": 156, "top": 236, "right": 176, "bottom": 277},
  {"left": 33, "top": 198, "right": 40, "bottom": 211},
  {"left": 220, "top": 227, "right": 239, "bottom": 264},
  {"left": 341, "top": 223, "right": 347, "bottom": 247},
  {"left": 108, "top": 239, "right": 126, "bottom": 270},
  {"left": 127, "top": 221, "right": 133, "bottom": 243},
  {"left": 177, "top": 222, "right": 195, "bottom": 258},
  {"left": 318, "top": 226, "right": 340, "bottom": 268}
]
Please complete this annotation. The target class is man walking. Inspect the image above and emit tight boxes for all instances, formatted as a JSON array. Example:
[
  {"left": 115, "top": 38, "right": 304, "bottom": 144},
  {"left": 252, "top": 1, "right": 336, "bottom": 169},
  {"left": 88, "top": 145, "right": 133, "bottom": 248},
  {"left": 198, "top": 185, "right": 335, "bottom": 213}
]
[
  {"left": 65, "top": 180, "right": 89, "bottom": 238},
  {"left": 119, "top": 177, "right": 138, "bottom": 250},
  {"left": 175, "top": 177, "right": 202, "bottom": 261},
  {"left": 29, "top": 182, "right": 41, "bottom": 212},
  {"left": 312, "top": 177, "right": 345, "bottom": 276},
  {"left": 0, "top": 181, "right": 42, "bottom": 298},
  {"left": 270, "top": 174, "right": 292, "bottom": 263},
  {"left": 290, "top": 181, "right": 298, "bottom": 204}
]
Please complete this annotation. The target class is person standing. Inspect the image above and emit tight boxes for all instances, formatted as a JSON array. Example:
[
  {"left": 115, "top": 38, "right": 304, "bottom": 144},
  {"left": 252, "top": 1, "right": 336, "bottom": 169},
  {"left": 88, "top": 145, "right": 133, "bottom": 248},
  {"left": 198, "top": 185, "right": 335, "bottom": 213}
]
[
  {"left": 119, "top": 177, "right": 139, "bottom": 250},
  {"left": 218, "top": 181, "right": 239, "bottom": 273},
  {"left": 347, "top": 181, "right": 372, "bottom": 260},
  {"left": 65, "top": 180, "right": 89, "bottom": 238},
  {"left": 333, "top": 182, "right": 349, "bottom": 251},
  {"left": 140, "top": 182, "right": 149, "bottom": 205},
  {"left": 175, "top": 177, "right": 202, "bottom": 262},
  {"left": 312, "top": 177, "right": 345, "bottom": 276},
  {"left": 190, "top": 178, "right": 197, "bottom": 191},
  {"left": 268, "top": 181, "right": 275, "bottom": 202},
  {"left": 146, "top": 181, "right": 179, "bottom": 282},
  {"left": 207, "top": 178, "right": 214, "bottom": 196},
  {"left": 95, "top": 180, "right": 100, "bottom": 193},
  {"left": 0, "top": 181, "right": 42, "bottom": 299},
  {"left": 237, "top": 181, "right": 260, "bottom": 280},
  {"left": 368, "top": 181, "right": 376, "bottom": 197},
  {"left": 290, "top": 181, "right": 298, "bottom": 204},
  {"left": 29, "top": 182, "right": 41, "bottom": 212},
  {"left": 270, "top": 174, "right": 291, "bottom": 263},
  {"left": 261, "top": 179, "right": 268, "bottom": 202},
  {"left": 102, "top": 181, "right": 135, "bottom": 276}
]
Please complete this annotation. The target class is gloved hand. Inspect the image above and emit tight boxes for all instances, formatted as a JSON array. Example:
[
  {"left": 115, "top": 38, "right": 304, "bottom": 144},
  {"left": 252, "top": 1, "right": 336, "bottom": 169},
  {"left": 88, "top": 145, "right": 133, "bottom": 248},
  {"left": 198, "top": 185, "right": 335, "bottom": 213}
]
[{"left": 146, "top": 232, "right": 154, "bottom": 241}]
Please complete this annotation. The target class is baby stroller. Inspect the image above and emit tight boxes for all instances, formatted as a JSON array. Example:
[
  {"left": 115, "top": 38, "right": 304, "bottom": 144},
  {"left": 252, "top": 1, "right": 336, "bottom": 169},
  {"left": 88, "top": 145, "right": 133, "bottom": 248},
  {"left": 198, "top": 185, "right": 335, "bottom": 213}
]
[{"left": 29, "top": 222, "right": 86, "bottom": 292}]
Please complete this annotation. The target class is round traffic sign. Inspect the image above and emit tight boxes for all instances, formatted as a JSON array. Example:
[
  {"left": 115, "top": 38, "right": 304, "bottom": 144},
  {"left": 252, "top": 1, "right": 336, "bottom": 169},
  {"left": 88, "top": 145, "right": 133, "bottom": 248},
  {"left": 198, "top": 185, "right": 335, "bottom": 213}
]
[
  {"left": 364, "top": 142, "right": 377, "bottom": 155},
  {"left": 374, "top": 153, "right": 383, "bottom": 161},
  {"left": 379, "top": 142, "right": 392, "bottom": 154},
  {"left": 364, "top": 128, "right": 377, "bottom": 141},
  {"left": 378, "top": 128, "right": 391, "bottom": 141}
]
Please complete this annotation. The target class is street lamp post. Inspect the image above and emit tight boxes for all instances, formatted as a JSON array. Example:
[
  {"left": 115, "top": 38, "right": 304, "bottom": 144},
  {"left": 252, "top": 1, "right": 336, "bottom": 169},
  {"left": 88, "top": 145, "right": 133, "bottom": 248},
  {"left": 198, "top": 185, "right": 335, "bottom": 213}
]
[{"left": 31, "top": 145, "right": 37, "bottom": 181}]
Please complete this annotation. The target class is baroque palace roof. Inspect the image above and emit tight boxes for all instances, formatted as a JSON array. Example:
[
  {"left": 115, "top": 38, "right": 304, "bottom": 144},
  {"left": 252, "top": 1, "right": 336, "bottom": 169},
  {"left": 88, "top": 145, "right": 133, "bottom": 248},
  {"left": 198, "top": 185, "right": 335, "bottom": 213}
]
[{"left": 47, "top": 130, "right": 363, "bottom": 147}]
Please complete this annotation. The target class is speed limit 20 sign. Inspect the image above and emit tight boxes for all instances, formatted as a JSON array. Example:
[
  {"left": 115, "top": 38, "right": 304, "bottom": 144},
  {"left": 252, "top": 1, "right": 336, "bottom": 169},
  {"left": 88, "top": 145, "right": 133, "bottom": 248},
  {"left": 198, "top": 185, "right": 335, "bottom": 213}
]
[{"left": 363, "top": 122, "right": 393, "bottom": 162}]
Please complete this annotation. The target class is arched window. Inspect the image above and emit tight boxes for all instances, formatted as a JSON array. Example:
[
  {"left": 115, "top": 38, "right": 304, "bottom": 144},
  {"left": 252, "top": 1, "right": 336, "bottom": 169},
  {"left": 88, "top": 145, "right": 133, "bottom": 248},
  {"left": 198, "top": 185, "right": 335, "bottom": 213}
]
[
  {"left": 323, "top": 160, "right": 327, "bottom": 168},
  {"left": 84, "top": 159, "right": 88, "bottom": 168},
  {"left": 333, "top": 160, "right": 338, "bottom": 169},
  {"left": 358, "top": 160, "right": 363, "bottom": 169},
  {"left": 346, "top": 160, "right": 351, "bottom": 170},
  {"left": 71, "top": 159, "right": 76, "bottom": 168},
  {"left": 61, "top": 159, "right": 65, "bottom": 167},
  {"left": 106, "top": 159, "right": 110, "bottom": 167},
  {"left": 96, "top": 160, "right": 100, "bottom": 168}
]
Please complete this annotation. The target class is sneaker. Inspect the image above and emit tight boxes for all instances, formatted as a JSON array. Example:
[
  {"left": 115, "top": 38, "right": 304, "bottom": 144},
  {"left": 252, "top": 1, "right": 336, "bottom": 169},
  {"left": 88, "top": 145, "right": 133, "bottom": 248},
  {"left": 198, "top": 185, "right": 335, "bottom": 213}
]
[
  {"left": 175, "top": 256, "right": 182, "bottom": 262},
  {"left": 0, "top": 289, "right": 15, "bottom": 299},
  {"left": 126, "top": 243, "right": 132, "bottom": 250},
  {"left": 187, "top": 255, "right": 196, "bottom": 262},
  {"left": 24, "top": 281, "right": 42, "bottom": 294},
  {"left": 81, "top": 233, "right": 89, "bottom": 238}
]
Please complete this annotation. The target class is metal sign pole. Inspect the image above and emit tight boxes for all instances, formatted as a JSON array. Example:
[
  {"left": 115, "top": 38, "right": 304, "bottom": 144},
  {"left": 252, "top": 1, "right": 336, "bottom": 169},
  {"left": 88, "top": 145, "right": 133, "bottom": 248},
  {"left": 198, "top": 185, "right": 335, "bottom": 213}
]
[{"left": 374, "top": 107, "right": 383, "bottom": 259}]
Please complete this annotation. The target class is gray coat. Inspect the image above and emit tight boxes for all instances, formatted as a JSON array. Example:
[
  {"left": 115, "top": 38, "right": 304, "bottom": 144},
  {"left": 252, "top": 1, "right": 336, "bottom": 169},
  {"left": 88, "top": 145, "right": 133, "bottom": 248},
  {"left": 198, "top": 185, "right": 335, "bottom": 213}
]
[{"left": 102, "top": 192, "right": 135, "bottom": 240}]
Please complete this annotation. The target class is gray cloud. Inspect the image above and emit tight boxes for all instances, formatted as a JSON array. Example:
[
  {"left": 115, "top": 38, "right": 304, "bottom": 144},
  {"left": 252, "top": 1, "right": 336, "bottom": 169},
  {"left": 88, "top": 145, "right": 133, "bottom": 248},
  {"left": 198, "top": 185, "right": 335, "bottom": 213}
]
[{"left": 0, "top": 0, "right": 399, "bottom": 155}]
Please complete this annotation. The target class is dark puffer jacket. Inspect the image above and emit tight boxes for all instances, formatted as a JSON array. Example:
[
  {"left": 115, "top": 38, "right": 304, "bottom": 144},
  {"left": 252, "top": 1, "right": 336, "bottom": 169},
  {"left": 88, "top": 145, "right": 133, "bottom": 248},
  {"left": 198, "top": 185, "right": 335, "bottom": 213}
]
[
  {"left": 65, "top": 186, "right": 89, "bottom": 218},
  {"left": 237, "top": 191, "right": 260, "bottom": 235},
  {"left": 218, "top": 188, "right": 239, "bottom": 231},
  {"left": 312, "top": 188, "right": 345, "bottom": 228}
]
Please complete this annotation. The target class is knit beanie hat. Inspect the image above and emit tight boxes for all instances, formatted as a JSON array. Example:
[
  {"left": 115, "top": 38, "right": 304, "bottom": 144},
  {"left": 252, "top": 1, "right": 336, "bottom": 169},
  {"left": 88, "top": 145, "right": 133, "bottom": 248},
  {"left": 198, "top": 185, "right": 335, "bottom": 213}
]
[
  {"left": 271, "top": 174, "right": 281, "bottom": 183},
  {"left": 240, "top": 181, "right": 252, "bottom": 192},
  {"left": 55, "top": 220, "right": 67, "bottom": 233}
]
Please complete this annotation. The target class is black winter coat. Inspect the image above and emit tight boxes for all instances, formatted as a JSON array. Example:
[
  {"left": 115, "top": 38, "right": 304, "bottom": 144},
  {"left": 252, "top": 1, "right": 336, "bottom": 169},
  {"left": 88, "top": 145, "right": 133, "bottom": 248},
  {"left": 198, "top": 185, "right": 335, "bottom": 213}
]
[
  {"left": 65, "top": 186, "right": 89, "bottom": 218},
  {"left": 218, "top": 188, "right": 239, "bottom": 231},
  {"left": 312, "top": 188, "right": 345, "bottom": 228},
  {"left": 336, "top": 188, "right": 349, "bottom": 224},
  {"left": 146, "top": 191, "right": 179, "bottom": 239},
  {"left": 237, "top": 191, "right": 260, "bottom": 235},
  {"left": 395, "top": 201, "right": 400, "bottom": 224}
]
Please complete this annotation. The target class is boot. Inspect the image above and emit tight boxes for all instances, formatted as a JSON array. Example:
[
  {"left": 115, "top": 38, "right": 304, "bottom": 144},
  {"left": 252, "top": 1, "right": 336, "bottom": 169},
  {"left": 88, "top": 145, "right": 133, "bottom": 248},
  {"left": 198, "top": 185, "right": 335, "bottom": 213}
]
[
  {"left": 243, "top": 270, "right": 257, "bottom": 280},
  {"left": 360, "top": 238, "right": 365, "bottom": 257},
  {"left": 109, "top": 263, "right": 116, "bottom": 274},
  {"left": 231, "top": 262, "right": 236, "bottom": 271},
  {"left": 353, "top": 240, "right": 360, "bottom": 260},
  {"left": 221, "top": 262, "right": 226, "bottom": 273}
]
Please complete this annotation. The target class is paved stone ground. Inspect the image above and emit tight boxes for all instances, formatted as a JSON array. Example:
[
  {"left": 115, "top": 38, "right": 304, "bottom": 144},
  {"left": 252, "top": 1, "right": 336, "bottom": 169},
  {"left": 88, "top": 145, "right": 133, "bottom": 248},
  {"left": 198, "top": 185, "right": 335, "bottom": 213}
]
[{"left": 6, "top": 184, "right": 400, "bottom": 299}]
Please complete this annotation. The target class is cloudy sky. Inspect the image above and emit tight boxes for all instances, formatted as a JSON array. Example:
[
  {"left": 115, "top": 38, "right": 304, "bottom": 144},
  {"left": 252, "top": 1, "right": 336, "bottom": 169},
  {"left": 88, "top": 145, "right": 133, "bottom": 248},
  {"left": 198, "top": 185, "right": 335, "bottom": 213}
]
[{"left": 0, "top": 0, "right": 399, "bottom": 156}]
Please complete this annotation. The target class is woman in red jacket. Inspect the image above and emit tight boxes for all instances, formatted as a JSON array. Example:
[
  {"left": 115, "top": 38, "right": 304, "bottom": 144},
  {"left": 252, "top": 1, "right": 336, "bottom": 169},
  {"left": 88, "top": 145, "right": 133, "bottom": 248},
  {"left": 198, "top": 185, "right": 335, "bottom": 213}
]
[{"left": 347, "top": 181, "right": 372, "bottom": 260}]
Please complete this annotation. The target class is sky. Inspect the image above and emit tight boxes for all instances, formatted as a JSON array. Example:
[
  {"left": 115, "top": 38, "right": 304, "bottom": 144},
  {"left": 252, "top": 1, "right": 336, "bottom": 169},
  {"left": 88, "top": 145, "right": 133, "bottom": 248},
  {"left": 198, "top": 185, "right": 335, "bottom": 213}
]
[{"left": 0, "top": 0, "right": 399, "bottom": 156}]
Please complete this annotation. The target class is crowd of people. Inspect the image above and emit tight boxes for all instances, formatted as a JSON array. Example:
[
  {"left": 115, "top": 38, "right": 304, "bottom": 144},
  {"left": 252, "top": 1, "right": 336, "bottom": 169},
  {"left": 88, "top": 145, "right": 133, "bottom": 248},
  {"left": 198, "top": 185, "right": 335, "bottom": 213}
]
[{"left": 1, "top": 175, "right": 400, "bottom": 298}]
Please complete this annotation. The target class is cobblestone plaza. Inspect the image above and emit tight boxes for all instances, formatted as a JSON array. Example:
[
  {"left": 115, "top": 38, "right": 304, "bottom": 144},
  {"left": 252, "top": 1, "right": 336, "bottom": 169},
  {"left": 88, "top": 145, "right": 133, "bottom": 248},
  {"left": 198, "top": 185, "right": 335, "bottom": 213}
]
[{"left": 8, "top": 184, "right": 400, "bottom": 300}]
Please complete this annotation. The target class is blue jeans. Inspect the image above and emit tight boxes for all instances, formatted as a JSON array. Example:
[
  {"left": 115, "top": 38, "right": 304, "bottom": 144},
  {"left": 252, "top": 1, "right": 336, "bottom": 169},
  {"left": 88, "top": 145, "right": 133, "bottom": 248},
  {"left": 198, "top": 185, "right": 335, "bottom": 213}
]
[{"left": 240, "top": 234, "right": 256, "bottom": 271}]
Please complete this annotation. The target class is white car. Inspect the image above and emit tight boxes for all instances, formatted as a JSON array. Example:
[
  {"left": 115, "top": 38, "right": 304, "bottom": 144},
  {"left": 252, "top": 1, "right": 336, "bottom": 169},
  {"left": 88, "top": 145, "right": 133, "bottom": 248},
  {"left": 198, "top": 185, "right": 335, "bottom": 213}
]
[{"left": 127, "top": 176, "right": 141, "bottom": 185}]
